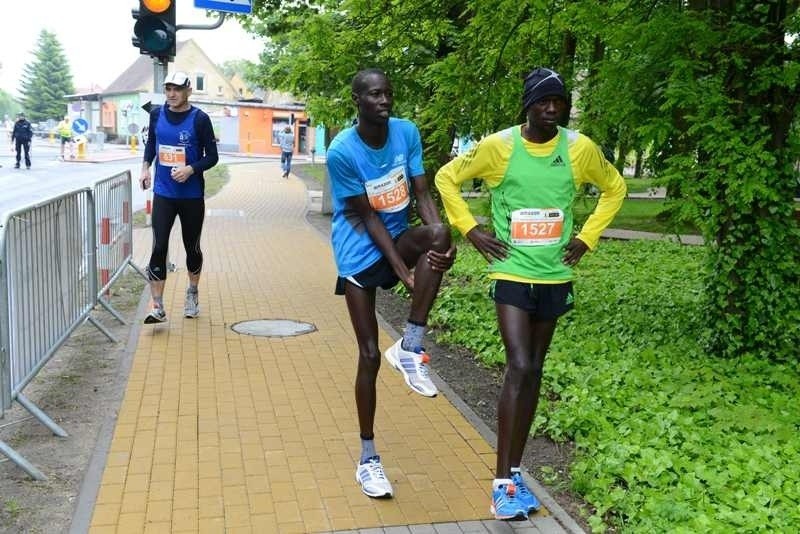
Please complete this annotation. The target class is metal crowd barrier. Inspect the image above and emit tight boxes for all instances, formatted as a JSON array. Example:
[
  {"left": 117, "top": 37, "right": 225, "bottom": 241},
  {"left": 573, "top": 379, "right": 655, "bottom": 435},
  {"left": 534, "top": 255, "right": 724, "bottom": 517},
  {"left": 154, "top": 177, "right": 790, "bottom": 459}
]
[
  {"left": 94, "top": 171, "right": 147, "bottom": 325},
  {"left": 0, "top": 172, "right": 146, "bottom": 479}
]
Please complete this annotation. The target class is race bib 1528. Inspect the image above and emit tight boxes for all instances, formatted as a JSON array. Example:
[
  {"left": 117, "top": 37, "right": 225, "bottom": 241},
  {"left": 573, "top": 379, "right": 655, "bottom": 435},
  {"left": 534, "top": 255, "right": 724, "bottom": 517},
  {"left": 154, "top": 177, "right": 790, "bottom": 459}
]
[{"left": 364, "top": 168, "right": 410, "bottom": 213}]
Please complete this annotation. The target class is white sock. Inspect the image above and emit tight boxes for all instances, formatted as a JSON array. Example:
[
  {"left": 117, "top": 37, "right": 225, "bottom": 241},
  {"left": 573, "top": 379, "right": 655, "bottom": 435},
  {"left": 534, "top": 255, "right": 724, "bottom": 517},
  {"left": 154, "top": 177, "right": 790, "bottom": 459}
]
[{"left": 492, "top": 478, "right": 513, "bottom": 490}]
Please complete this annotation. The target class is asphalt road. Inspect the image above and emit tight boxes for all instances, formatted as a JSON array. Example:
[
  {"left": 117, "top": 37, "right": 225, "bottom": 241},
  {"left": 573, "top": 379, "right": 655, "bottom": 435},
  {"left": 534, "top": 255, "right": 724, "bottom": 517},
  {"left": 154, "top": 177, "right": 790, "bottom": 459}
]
[{"left": 0, "top": 137, "right": 269, "bottom": 221}]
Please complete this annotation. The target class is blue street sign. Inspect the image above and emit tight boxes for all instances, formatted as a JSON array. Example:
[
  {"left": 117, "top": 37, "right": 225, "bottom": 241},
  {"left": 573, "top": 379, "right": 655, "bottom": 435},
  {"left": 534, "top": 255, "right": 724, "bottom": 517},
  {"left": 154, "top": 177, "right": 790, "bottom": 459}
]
[
  {"left": 194, "top": 0, "right": 252, "bottom": 14},
  {"left": 71, "top": 118, "right": 89, "bottom": 134}
]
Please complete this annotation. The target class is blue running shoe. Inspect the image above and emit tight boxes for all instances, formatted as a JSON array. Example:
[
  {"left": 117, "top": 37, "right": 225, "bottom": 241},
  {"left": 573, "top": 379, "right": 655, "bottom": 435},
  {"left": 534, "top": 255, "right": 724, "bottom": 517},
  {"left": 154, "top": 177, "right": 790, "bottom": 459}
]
[
  {"left": 511, "top": 469, "right": 541, "bottom": 514},
  {"left": 490, "top": 481, "right": 527, "bottom": 521}
]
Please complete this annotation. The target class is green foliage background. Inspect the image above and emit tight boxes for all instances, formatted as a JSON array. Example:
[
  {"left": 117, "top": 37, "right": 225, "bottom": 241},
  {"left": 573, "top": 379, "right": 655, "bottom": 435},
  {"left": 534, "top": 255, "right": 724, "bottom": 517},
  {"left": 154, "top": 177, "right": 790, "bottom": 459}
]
[
  {"left": 240, "top": 0, "right": 800, "bottom": 361},
  {"left": 429, "top": 241, "right": 800, "bottom": 532}
]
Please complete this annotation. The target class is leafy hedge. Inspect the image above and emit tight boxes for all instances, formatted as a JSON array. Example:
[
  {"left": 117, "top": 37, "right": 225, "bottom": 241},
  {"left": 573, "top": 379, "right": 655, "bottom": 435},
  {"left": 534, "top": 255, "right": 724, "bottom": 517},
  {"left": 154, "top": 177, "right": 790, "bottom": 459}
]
[{"left": 427, "top": 239, "right": 800, "bottom": 532}]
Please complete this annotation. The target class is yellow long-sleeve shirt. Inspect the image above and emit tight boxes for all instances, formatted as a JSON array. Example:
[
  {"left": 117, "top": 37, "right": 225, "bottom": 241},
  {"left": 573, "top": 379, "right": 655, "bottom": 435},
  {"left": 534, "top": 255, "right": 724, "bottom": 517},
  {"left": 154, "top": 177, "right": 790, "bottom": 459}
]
[{"left": 435, "top": 126, "right": 626, "bottom": 251}]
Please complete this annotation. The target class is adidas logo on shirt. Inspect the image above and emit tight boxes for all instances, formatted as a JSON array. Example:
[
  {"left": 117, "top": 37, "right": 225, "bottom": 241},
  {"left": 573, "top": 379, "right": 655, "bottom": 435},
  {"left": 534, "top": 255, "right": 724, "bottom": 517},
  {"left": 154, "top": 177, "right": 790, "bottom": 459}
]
[{"left": 551, "top": 155, "right": 566, "bottom": 167}]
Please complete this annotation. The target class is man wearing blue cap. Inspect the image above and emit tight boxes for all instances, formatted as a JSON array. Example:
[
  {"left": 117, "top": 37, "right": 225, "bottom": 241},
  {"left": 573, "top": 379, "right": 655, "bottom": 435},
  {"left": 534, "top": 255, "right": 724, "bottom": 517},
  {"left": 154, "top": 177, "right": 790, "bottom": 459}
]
[{"left": 435, "top": 67, "right": 626, "bottom": 520}]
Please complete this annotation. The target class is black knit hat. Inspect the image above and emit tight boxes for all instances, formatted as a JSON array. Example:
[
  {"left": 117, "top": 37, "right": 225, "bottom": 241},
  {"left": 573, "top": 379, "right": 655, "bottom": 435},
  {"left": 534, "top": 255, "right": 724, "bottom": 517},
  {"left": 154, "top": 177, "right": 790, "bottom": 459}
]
[{"left": 522, "top": 67, "right": 567, "bottom": 111}]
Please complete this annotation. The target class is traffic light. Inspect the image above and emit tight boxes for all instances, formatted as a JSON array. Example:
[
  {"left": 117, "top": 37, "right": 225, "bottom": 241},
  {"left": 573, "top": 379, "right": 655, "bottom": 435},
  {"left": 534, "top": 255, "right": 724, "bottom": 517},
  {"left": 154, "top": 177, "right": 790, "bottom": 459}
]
[{"left": 131, "top": 0, "right": 177, "bottom": 60}]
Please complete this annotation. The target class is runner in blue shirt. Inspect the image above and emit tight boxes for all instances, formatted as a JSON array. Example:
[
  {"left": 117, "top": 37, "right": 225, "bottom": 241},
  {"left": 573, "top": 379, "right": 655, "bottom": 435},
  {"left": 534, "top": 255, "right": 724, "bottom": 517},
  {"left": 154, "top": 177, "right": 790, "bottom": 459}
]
[
  {"left": 139, "top": 71, "right": 219, "bottom": 324},
  {"left": 328, "top": 68, "right": 456, "bottom": 499}
]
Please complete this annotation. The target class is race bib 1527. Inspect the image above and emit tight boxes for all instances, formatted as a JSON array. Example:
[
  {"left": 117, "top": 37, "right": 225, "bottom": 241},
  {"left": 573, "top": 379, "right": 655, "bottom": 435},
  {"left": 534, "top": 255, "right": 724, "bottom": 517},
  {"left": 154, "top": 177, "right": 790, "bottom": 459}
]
[{"left": 509, "top": 208, "right": 564, "bottom": 246}]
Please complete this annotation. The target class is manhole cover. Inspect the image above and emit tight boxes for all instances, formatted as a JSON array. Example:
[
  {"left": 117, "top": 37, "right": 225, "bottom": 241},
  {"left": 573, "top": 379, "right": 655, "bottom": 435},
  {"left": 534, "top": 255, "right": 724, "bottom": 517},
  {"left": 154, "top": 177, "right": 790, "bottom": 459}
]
[{"left": 231, "top": 319, "right": 317, "bottom": 337}]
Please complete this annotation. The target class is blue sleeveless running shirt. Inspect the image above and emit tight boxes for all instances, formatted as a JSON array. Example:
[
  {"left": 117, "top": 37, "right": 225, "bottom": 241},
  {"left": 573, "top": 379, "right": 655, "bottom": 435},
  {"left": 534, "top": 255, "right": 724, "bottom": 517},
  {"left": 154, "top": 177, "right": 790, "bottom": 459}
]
[{"left": 153, "top": 106, "right": 203, "bottom": 199}]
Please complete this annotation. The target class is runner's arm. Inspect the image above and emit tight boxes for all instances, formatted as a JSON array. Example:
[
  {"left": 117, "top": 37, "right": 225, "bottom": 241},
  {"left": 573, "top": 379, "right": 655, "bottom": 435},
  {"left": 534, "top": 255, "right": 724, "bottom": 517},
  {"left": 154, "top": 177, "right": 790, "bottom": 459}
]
[
  {"left": 190, "top": 112, "right": 219, "bottom": 173},
  {"left": 143, "top": 109, "right": 159, "bottom": 168},
  {"left": 411, "top": 174, "right": 442, "bottom": 226},
  {"left": 435, "top": 135, "right": 508, "bottom": 236},
  {"left": 570, "top": 136, "right": 627, "bottom": 250}
]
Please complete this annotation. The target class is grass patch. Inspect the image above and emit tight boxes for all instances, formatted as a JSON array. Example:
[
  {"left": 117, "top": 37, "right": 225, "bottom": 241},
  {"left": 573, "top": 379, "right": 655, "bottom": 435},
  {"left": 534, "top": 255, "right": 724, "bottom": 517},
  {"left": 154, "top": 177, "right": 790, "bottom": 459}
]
[
  {"left": 133, "top": 164, "right": 230, "bottom": 227},
  {"left": 293, "top": 163, "right": 326, "bottom": 184},
  {"left": 430, "top": 240, "right": 800, "bottom": 532},
  {"left": 574, "top": 197, "right": 697, "bottom": 234},
  {"left": 3, "top": 499, "right": 22, "bottom": 519},
  {"left": 624, "top": 177, "right": 658, "bottom": 194}
]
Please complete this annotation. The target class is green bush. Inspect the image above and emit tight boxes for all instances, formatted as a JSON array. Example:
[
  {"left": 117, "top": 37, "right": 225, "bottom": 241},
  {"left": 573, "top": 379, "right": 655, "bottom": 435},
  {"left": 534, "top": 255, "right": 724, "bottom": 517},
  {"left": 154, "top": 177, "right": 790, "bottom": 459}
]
[{"left": 428, "top": 239, "right": 800, "bottom": 532}]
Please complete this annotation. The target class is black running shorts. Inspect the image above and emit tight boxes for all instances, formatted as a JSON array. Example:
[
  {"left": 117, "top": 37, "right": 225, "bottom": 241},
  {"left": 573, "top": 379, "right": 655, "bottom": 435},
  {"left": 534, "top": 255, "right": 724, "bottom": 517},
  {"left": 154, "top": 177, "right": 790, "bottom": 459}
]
[
  {"left": 490, "top": 280, "right": 574, "bottom": 319},
  {"left": 335, "top": 256, "right": 399, "bottom": 295}
]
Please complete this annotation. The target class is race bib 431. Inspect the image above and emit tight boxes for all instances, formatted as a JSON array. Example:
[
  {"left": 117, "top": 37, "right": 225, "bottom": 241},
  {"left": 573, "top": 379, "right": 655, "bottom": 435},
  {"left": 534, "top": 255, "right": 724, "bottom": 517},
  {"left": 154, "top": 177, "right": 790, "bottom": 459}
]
[{"left": 158, "top": 145, "right": 186, "bottom": 167}]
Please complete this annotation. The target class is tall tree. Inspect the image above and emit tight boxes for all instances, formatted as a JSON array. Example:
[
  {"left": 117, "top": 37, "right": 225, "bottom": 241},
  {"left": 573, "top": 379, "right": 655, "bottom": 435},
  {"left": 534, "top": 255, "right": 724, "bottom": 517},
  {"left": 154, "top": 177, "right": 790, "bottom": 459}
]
[
  {"left": 18, "top": 30, "right": 74, "bottom": 122},
  {"left": 241, "top": 0, "right": 800, "bottom": 360},
  {"left": 585, "top": 1, "right": 800, "bottom": 359}
]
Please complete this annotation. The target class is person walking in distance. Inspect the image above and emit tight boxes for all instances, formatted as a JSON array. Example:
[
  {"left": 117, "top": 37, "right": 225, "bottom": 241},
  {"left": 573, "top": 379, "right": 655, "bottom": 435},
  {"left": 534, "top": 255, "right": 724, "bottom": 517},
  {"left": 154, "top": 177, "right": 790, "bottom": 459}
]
[
  {"left": 328, "top": 68, "right": 456, "bottom": 499},
  {"left": 436, "top": 67, "right": 626, "bottom": 521},
  {"left": 139, "top": 71, "right": 219, "bottom": 324},
  {"left": 279, "top": 125, "right": 294, "bottom": 178},
  {"left": 11, "top": 112, "right": 33, "bottom": 169},
  {"left": 57, "top": 115, "right": 73, "bottom": 160}
]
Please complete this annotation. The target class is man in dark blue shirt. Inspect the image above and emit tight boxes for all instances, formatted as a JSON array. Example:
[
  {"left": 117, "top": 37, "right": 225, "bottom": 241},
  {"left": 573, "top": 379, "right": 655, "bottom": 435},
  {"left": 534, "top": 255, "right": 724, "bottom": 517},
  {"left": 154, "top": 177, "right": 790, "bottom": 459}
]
[
  {"left": 11, "top": 112, "right": 33, "bottom": 169},
  {"left": 139, "top": 71, "right": 219, "bottom": 324}
]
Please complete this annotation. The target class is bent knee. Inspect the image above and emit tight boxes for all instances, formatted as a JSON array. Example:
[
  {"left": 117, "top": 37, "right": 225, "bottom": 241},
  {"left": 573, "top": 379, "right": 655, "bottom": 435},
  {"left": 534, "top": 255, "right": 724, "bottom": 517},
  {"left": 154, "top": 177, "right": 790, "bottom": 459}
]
[{"left": 428, "top": 222, "right": 451, "bottom": 251}]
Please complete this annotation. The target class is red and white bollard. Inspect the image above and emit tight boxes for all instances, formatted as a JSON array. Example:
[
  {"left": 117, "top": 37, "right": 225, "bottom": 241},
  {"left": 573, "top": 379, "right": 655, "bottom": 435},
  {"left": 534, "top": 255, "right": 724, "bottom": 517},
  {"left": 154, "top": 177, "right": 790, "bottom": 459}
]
[
  {"left": 100, "top": 216, "right": 111, "bottom": 294},
  {"left": 145, "top": 189, "right": 152, "bottom": 226}
]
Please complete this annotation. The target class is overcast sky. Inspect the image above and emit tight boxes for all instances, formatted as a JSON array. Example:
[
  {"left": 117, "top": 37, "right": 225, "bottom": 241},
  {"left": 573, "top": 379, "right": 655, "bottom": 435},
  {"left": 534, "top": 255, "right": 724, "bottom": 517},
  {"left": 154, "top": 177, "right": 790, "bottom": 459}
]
[{"left": 0, "top": 1, "right": 263, "bottom": 97}]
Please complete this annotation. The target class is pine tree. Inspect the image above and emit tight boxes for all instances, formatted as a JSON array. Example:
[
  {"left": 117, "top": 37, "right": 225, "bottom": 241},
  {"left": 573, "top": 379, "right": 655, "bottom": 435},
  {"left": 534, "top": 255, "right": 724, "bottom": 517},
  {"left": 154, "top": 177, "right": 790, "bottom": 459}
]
[{"left": 18, "top": 30, "right": 74, "bottom": 122}]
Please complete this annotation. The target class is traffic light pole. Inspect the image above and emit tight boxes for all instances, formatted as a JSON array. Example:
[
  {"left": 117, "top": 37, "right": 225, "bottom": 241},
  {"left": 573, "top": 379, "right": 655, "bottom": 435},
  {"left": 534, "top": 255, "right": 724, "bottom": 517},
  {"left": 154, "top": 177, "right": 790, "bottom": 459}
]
[
  {"left": 177, "top": 12, "right": 226, "bottom": 32},
  {"left": 150, "top": 12, "right": 226, "bottom": 93},
  {"left": 153, "top": 59, "right": 168, "bottom": 93}
]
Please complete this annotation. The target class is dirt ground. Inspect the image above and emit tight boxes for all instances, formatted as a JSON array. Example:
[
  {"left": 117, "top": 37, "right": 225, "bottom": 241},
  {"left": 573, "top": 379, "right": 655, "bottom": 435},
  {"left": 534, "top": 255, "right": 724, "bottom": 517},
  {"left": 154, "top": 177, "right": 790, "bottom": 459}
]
[
  {"left": 0, "top": 169, "right": 592, "bottom": 533},
  {"left": 0, "top": 273, "right": 146, "bottom": 534}
]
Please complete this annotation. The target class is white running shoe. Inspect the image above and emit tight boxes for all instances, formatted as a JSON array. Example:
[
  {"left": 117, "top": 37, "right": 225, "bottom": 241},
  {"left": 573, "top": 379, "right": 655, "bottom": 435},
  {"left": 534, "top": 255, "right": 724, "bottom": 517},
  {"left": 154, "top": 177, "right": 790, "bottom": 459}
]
[
  {"left": 184, "top": 289, "right": 199, "bottom": 318},
  {"left": 384, "top": 338, "right": 438, "bottom": 397},
  {"left": 143, "top": 307, "right": 167, "bottom": 324},
  {"left": 355, "top": 456, "right": 393, "bottom": 498}
]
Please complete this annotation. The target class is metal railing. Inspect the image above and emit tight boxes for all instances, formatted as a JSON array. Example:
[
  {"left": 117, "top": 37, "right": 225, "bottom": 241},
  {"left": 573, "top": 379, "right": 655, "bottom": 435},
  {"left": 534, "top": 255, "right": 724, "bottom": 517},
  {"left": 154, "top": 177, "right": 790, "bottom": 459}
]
[
  {"left": 94, "top": 171, "right": 147, "bottom": 325},
  {"left": 0, "top": 172, "right": 145, "bottom": 479}
]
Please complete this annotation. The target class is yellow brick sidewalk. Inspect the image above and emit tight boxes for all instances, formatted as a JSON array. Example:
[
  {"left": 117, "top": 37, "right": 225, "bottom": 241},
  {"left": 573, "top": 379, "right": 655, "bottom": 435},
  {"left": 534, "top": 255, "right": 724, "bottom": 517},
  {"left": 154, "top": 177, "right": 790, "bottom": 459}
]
[{"left": 85, "top": 162, "right": 570, "bottom": 534}]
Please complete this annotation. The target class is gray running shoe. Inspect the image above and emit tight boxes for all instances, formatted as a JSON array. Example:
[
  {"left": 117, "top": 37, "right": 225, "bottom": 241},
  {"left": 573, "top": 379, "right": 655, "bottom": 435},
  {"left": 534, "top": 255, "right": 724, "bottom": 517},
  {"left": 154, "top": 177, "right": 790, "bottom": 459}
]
[
  {"left": 144, "top": 307, "right": 167, "bottom": 324},
  {"left": 384, "top": 338, "right": 438, "bottom": 397},
  {"left": 184, "top": 289, "right": 199, "bottom": 318}
]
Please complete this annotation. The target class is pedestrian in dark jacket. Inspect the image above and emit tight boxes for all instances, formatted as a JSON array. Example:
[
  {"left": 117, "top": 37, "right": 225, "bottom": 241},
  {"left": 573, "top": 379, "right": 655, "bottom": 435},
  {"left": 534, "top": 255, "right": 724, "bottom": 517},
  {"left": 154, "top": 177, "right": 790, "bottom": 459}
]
[{"left": 11, "top": 112, "right": 33, "bottom": 169}]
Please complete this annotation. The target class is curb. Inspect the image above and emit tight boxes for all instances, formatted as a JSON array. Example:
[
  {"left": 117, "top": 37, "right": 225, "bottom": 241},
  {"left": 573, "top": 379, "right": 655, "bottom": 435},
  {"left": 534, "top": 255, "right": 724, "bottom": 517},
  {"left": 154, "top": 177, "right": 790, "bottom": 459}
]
[{"left": 69, "top": 281, "right": 151, "bottom": 534}]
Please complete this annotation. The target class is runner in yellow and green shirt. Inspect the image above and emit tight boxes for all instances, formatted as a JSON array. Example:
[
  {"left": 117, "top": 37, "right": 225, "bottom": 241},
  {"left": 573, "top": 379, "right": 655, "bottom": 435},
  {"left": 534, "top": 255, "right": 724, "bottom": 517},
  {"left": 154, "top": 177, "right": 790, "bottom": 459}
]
[
  {"left": 57, "top": 116, "right": 73, "bottom": 160},
  {"left": 435, "top": 67, "right": 626, "bottom": 521}
]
